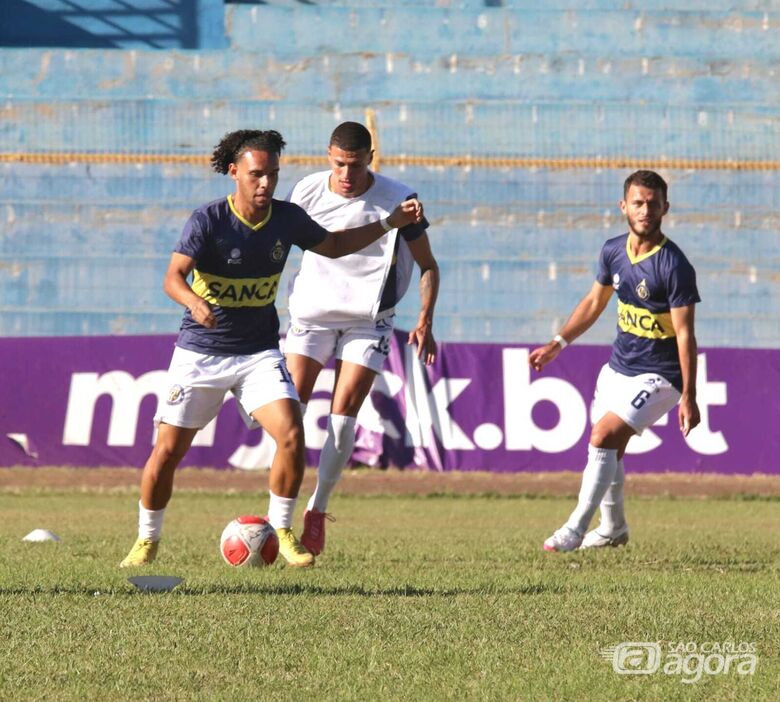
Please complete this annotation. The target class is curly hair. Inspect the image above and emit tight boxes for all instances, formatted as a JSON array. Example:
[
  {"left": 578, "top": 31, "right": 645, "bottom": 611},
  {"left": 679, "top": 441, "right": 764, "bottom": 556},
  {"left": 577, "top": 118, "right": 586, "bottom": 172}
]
[
  {"left": 210, "top": 130, "right": 286, "bottom": 174},
  {"left": 624, "top": 170, "right": 668, "bottom": 200}
]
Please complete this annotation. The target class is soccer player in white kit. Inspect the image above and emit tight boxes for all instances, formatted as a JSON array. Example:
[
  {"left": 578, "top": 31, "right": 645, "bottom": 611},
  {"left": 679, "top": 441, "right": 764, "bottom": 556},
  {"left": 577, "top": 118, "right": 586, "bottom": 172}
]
[
  {"left": 119, "top": 129, "right": 424, "bottom": 569},
  {"left": 529, "top": 170, "right": 701, "bottom": 552},
  {"left": 284, "top": 122, "right": 440, "bottom": 556}
]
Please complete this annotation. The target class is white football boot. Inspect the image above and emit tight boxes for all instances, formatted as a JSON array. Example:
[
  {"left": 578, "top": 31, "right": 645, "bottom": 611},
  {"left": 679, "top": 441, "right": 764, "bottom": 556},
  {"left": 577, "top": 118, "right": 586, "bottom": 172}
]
[
  {"left": 579, "top": 525, "right": 629, "bottom": 549},
  {"left": 543, "top": 526, "right": 583, "bottom": 552}
]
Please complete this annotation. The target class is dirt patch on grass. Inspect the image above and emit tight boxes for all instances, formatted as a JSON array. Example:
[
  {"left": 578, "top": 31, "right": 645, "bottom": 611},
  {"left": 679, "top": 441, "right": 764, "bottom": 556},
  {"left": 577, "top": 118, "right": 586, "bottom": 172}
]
[{"left": 1, "top": 466, "right": 779, "bottom": 498}]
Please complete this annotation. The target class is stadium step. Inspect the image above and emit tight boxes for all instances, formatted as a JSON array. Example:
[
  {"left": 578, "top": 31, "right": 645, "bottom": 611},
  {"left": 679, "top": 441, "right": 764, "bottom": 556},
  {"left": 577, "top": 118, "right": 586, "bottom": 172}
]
[
  {"left": 2, "top": 47, "right": 777, "bottom": 106},
  {"left": 226, "top": 5, "right": 780, "bottom": 61}
]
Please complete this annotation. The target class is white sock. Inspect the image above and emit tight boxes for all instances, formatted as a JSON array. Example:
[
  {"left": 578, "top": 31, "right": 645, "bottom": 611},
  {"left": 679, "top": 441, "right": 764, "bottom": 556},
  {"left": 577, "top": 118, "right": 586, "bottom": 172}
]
[
  {"left": 599, "top": 457, "right": 626, "bottom": 534},
  {"left": 307, "top": 414, "right": 356, "bottom": 513},
  {"left": 267, "top": 491, "right": 297, "bottom": 530},
  {"left": 138, "top": 500, "right": 165, "bottom": 541},
  {"left": 565, "top": 446, "right": 619, "bottom": 536},
  {"left": 299, "top": 402, "right": 307, "bottom": 418}
]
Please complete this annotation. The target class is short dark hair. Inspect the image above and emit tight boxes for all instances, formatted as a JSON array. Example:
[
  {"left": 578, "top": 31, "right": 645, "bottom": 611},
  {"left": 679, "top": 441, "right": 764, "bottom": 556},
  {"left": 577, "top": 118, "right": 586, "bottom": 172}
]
[
  {"left": 623, "top": 170, "right": 668, "bottom": 200},
  {"left": 210, "top": 130, "right": 286, "bottom": 174},
  {"left": 329, "top": 121, "right": 372, "bottom": 152}
]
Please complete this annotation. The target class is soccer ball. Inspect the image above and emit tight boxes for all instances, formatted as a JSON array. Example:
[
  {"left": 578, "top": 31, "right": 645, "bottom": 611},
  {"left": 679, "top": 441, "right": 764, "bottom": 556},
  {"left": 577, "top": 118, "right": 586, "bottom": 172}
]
[{"left": 219, "top": 515, "right": 279, "bottom": 567}]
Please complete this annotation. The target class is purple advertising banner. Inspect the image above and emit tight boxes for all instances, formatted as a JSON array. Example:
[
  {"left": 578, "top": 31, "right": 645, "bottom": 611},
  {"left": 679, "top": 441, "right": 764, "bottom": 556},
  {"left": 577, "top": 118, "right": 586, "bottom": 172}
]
[{"left": 0, "top": 333, "right": 776, "bottom": 474}]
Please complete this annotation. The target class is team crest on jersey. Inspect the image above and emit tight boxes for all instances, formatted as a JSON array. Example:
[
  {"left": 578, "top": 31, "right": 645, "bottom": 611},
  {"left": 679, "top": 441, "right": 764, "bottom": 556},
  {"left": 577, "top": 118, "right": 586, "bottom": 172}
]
[
  {"left": 612, "top": 273, "right": 620, "bottom": 290},
  {"left": 635, "top": 278, "right": 650, "bottom": 300},
  {"left": 167, "top": 384, "right": 184, "bottom": 405},
  {"left": 270, "top": 239, "right": 285, "bottom": 263}
]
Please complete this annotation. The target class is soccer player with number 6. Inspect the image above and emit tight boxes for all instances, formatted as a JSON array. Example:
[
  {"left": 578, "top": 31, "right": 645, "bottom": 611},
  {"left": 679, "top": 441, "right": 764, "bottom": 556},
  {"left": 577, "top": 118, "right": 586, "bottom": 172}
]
[
  {"left": 529, "top": 170, "right": 701, "bottom": 552},
  {"left": 119, "top": 129, "right": 424, "bottom": 569}
]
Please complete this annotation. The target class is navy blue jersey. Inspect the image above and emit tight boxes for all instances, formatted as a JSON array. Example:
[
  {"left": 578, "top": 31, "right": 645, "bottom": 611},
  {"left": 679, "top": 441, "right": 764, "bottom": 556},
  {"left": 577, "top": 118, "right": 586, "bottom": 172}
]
[
  {"left": 174, "top": 196, "right": 328, "bottom": 355},
  {"left": 596, "top": 234, "right": 700, "bottom": 391}
]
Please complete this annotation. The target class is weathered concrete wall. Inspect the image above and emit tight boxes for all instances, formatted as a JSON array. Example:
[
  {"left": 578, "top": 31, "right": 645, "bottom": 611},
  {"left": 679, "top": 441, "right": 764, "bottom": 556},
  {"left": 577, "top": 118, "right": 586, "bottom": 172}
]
[{"left": 1, "top": 2, "right": 777, "bottom": 346}]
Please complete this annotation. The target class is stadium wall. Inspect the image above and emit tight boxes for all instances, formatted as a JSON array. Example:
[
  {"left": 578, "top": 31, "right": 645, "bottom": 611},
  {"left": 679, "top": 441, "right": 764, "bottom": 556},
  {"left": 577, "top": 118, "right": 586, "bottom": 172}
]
[
  {"left": 0, "top": 2, "right": 777, "bottom": 472},
  {"left": 1, "top": 3, "right": 777, "bottom": 348}
]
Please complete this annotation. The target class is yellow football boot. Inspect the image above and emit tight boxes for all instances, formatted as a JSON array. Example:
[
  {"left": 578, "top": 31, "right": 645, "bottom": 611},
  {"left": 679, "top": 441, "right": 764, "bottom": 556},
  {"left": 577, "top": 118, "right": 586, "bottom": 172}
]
[
  {"left": 275, "top": 528, "right": 315, "bottom": 568},
  {"left": 120, "top": 538, "right": 159, "bottom": 568}
]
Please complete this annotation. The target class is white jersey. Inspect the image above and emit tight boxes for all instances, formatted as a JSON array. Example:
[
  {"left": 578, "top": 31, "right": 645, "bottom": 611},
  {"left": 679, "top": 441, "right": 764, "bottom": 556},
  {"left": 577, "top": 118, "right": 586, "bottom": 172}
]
[{"left": 286, "top": 170, "right": 425, "bottom": 328}]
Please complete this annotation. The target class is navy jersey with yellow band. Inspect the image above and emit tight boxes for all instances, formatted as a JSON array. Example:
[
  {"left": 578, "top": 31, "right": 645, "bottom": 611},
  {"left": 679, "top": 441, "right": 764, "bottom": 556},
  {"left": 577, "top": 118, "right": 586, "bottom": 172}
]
[
  {"left": 174, "top": 196, "right": 328, "bottom": 355},
  {"left": 596, "top": 233, "right": 700, "bottom": 391}
]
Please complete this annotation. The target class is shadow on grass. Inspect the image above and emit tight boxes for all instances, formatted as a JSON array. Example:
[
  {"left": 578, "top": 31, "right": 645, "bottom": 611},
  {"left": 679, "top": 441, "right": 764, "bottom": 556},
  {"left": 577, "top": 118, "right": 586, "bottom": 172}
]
[
  {"left": 0, "top": 582, "right": 566, "bottom": 597},
  {"left": 178, "top": 581, "right": 568, "bottom": 597}
]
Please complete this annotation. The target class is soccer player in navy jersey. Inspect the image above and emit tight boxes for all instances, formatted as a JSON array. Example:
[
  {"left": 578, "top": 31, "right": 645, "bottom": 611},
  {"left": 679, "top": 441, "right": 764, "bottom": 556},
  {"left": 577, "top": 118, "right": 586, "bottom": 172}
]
[
  {"left": 120, "top": 129, "right": 423, "bottom": 568},
  {"left": 529, "top": 170, "right": 701, "bottom": 552}
]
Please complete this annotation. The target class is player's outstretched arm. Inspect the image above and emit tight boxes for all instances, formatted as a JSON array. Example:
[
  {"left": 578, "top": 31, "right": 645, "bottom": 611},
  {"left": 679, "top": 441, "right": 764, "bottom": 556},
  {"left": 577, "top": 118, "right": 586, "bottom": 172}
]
[
  {"left": 406, "top": 233, "right": 440, "bottom": 365},
  {"left": 671, "top": 304, "right": 700, "bottom": 436},
  {"left": 163, "top": 252, "right": 217, "bottom": 329},
  {"left": 310, "top": 198, "right": 424, "bottom": 259},
  {"left": 528, "top": 281, "right": 613, "bottom": 372}
]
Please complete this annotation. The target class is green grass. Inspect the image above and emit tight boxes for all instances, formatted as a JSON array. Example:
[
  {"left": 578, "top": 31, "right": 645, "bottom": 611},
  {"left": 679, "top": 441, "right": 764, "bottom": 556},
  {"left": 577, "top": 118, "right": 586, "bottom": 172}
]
[{"left": 0, "top": 489, "right": 778, "bottom": 701}]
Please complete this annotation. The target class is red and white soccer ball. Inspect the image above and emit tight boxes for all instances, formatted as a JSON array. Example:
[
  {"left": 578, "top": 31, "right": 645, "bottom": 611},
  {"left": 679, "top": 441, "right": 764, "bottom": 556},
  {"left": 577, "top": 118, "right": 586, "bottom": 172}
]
[{"left": 220, "top": 515, "right": 279, "bottom": 567}]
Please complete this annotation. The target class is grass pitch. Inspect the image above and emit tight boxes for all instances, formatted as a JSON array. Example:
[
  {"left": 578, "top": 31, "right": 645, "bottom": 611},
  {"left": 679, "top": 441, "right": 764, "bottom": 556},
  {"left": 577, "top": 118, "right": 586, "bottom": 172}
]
[{"left": 0, "top": 487, "right": 778, "bottom": 701}]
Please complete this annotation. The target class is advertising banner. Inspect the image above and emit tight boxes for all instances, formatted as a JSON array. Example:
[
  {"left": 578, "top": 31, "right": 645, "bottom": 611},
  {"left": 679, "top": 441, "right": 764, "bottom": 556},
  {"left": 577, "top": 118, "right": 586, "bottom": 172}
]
[{"left": 0, "top": 333, "right": 773, "bottom": 474}]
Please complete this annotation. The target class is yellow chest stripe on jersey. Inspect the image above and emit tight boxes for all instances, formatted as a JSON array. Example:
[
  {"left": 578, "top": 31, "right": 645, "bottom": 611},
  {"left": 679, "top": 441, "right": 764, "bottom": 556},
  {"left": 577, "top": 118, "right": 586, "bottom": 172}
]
[
  {"left": 192, "top": 270, "right": 280, "bottom": 308},
  {"left": 617, "top": 300, "right": 674, "bottom": 339}
]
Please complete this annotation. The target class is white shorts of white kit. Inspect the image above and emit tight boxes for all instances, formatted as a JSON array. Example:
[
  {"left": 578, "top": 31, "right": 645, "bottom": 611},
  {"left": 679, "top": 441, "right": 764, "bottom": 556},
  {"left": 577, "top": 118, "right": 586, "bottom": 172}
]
[
  {"left": 155, "top": 346, "right": 298, "bottom": 430},
  {"left": 591, "top": 364, "right": 681, "bottom": 436},
  {"left": 284, "top": 318, "right": 394, "bottom": 374}
]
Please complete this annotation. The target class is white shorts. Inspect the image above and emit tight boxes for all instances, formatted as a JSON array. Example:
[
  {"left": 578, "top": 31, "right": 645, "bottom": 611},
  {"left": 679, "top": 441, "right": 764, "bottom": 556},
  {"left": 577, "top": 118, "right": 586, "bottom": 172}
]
[
  {"left": 284, "top": 318, "right": 394, "bottom": 374},
  {"left": 591, "top": 364, "right": 681, "bottom": 436},
  {"left": 155, "top": 347, "right": 299, "bottom": 430}
]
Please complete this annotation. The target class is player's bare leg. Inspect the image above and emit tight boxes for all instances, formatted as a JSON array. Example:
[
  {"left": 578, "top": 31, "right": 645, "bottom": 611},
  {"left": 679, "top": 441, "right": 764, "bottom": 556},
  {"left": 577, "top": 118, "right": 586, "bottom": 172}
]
[
  {"left": 252, "top": 398, "right": 305, "bottom": 498},
  {"left": 589, "top": 412, "right": 635, "bottom": 455},
  {"left": 330, "top": 360, "right": 378, "bottom": 417},
  {"left": 251, "top": 399, "right": 313, "bottom": 567},
  {"left": 140, "top": 423, "right": 199, "bottom": 510},
  {"left": 544, "top": 413, "right": 634, "bottom": 552},
  {"left": 300, "top": 360, "right": 376, "bottom": 555},
  {"left": 285, "top": 352, "right": 324, "bottom": 405},
  {"left": 121, "top": 423, "right": 198, "bottom": 567}
]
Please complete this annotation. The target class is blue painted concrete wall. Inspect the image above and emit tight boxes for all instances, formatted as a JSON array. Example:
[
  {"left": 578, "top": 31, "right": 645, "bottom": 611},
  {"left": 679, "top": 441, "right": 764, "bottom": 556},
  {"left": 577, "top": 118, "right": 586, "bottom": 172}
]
[
  {"left": 227, "top": 5, "right": 780, "bottom": 60},
  {"left": 3, "top": 157, "right": 776, "bottom": 347},
  {"left": 2, "top": 46, "right": 778, "bottom": 107},
  {"left": 2, "top": 99, "right": 775, "bottom": 161},
  {"left": 0, "top": 2, "right": 778, "bottom": 347}
]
